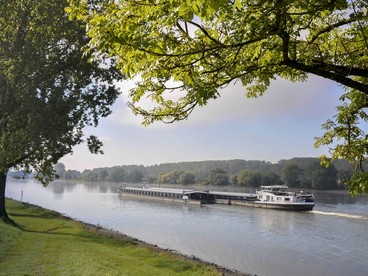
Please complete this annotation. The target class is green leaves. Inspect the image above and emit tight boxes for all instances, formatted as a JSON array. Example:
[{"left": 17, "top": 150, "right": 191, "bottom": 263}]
[
  {"left": 348, "top": 172, "right": 368, "bottom": 196},
  {"left": 87, "top": 135, "right": 104, "bottom": 155},
  {"left": 0, "top": 0, "right": 121, "bottom": 183},
  {"left": 315, "top": 86, "right": 368, "bottom": 195},
  {"left": 68, "top": 0, "right": 368, "bottom": 194}
]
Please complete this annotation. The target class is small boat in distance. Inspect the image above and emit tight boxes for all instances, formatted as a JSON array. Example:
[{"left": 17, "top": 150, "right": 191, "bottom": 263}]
[{"left": 254, "top": 185, "right": 315, "bottom": 211}]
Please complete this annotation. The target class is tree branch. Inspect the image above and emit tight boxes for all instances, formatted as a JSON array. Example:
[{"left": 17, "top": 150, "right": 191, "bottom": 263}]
[
  {"left": 282, "top": 59, "right": 368, "bottom": 93},
  {"left": 187, "top": 20, "right": 224, "bottom": 46},
  {"left": 308, "top": 17, "right": 359, "bottom": 44}
]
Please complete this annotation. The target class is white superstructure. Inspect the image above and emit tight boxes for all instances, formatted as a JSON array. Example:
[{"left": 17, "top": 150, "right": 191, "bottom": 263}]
[{"left": 255, "top": 185, "right": 315, "bottom": 211}]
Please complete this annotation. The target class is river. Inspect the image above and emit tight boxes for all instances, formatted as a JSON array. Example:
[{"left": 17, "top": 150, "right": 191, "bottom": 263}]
[{"left": 5, "top": 178, "right": 368, "bottom": 276}]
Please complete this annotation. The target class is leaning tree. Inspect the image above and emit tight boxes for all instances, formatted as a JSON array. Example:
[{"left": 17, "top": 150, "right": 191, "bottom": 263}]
[
  {"left": 0, "top": 0, "right": 122, "bottom": 221},
  {"left": 68, "top": 0, "right": 368, "bottom": 195}
]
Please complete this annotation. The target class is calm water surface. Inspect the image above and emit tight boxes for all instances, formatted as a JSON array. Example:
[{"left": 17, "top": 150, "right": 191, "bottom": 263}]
[{"left": 5, "top": 179, "right": 368, "bottom": 276}]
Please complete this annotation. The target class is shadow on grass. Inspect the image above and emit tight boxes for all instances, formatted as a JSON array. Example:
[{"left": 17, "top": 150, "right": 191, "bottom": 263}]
[
  {"left": 5, "top": 210, "right": 82, "bottom": 239},
  {"left": 5, "top": 201, "right": 138, "bottom": 249},
  {"left": 7, "top": 211, "right": 133, "bottom": 248},
  {"left": 8, "top": 213, "right": 57, "bottom": 219},
  {"left": 1, "top": 215, "right": 23, "bottom": 229}
]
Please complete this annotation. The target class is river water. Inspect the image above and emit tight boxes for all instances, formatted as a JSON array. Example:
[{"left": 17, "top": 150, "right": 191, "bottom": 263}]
[{"left": 5, "top": 179, "right": 368, "bottom": 276}]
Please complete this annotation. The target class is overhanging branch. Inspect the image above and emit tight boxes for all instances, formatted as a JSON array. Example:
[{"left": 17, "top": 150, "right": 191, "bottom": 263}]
[{"left": 282, "top": 60, "right": 368, "bottom": 93}]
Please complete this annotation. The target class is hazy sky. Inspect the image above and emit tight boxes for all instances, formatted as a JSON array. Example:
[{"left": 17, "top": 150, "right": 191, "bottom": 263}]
[{"left": 60, "top": 75, "right": 343, "bottom": 171}]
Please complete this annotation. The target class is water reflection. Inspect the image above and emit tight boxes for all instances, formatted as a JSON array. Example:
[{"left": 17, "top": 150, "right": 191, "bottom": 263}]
[
  {"left": 314, "top": 190, "right": 368, "bottom": 205},
  {"left": 49, "top": 182, "right": 74, "bottom": 200},
  {"left": 46, "top": 181, "right": 121, "bottom": 195}
]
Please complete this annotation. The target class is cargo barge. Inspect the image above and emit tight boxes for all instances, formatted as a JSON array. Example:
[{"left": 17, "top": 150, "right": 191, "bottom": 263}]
[
  {"left": 118, "top": 185, "right": 315, "bottom": 211},
  {"left": 117, "top": 187, "right": 215, "bottom": 205}
]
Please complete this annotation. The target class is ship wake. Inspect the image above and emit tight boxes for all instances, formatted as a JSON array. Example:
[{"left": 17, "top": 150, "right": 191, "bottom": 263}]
[{"left": 312, "top": 210, "right": 368, "bottom": 220}]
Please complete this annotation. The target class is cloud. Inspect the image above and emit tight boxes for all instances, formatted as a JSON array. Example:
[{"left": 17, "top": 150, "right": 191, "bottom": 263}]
[
  {"left": 190, "top": 75, "right": 342, "bottom": 124},
  {"left": 110, "top": 75, "right": 343, "bottom": 129}
]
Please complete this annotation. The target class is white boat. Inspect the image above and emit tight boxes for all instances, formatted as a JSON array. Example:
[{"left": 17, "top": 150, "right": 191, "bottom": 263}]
[{"left": 254, "top": 185, "right": 315, "bottom": 211}]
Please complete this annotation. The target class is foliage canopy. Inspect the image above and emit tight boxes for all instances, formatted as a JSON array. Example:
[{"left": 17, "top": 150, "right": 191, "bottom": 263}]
[
  {"left": 68, "top": 0, "right": 368, "bottom": 194},
  {"left": 0, "top": 0, "right": 122, "bottom": 219},
  {"left": 0, "top": 0, "right": 121, "bottom": 181}
]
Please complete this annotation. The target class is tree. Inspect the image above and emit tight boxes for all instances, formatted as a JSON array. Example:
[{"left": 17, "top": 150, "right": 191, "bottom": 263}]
[
  {"left": 237, "top": 170, "right": 261, "bottom": 187},
  {"left": 315, "top": 89, "right": 368, "bottom": 195},
  {"left": 106, "top": 167, "right": 126, "bottom": 183},
  {"left": 64, "top": 170, "right": 82, "bottom": 180},
  {"left": 281, "top": 163, "right": 304, "bottom": 188},
  {"left": 307, "top": 161, "right": 339, "bottom": 190},
  {"left": 97, "top": 169, "right": 109, "bottom": 182},
  {"left": 81, "top": 169, "right": 98, "bottom": 182},
  {"left": 178, "top": 171, "right": 195, "bottom": 185},
  {"left": 209, "top": 168, "right": 229, "bottom": 186},
  {"left": 158, "top": 170, "right": 184, "bottom": 184},
  {"left": 68, "top": 0, "right": 368, "bottom": 195},
  {"left": 54, "top": 163, "right": 66, "bottom": 179},
  {"left": 0, "top": 0, "right": 122, "bottom": 221},
  {"left": 127, "top": 169, "right": 144, "bottom": 183},
  {"left": 261, "top": 172, "right": 282, "bottom": 186}
]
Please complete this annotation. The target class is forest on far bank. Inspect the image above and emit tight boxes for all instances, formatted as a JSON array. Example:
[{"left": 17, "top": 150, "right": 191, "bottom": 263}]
[{"left": 41, "top": 157, "right": 360, "bottom": 191}]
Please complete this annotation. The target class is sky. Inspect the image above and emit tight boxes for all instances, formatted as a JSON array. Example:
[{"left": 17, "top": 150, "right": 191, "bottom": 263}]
[{"left": 60, "top": 75, "right": 344, "bottom": 172}]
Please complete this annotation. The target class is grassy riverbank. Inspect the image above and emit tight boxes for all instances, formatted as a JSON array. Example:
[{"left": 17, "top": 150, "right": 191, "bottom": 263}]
[{"left": 0, "top": 199, "right": 232, "bottom": 275}]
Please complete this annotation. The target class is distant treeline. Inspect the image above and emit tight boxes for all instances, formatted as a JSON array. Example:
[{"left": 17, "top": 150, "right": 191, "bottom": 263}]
[{"left": 53, "top": 158, "right": 358, "bottom": 190}]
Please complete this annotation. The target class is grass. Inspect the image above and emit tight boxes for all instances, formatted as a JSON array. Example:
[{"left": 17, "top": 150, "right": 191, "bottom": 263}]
[{"left": 0, "top": 199, "right": 222, "bottom": 275}]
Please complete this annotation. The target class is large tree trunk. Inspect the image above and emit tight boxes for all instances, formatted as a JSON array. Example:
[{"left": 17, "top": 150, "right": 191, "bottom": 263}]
[{"left": 0, "top": 171, "right": 9, "bottom": 221}]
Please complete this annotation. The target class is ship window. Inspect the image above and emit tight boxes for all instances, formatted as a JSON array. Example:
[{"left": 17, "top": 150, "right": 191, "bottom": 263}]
[{"left": 285, "top": 198, "right": 290, "bottom": 201}]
